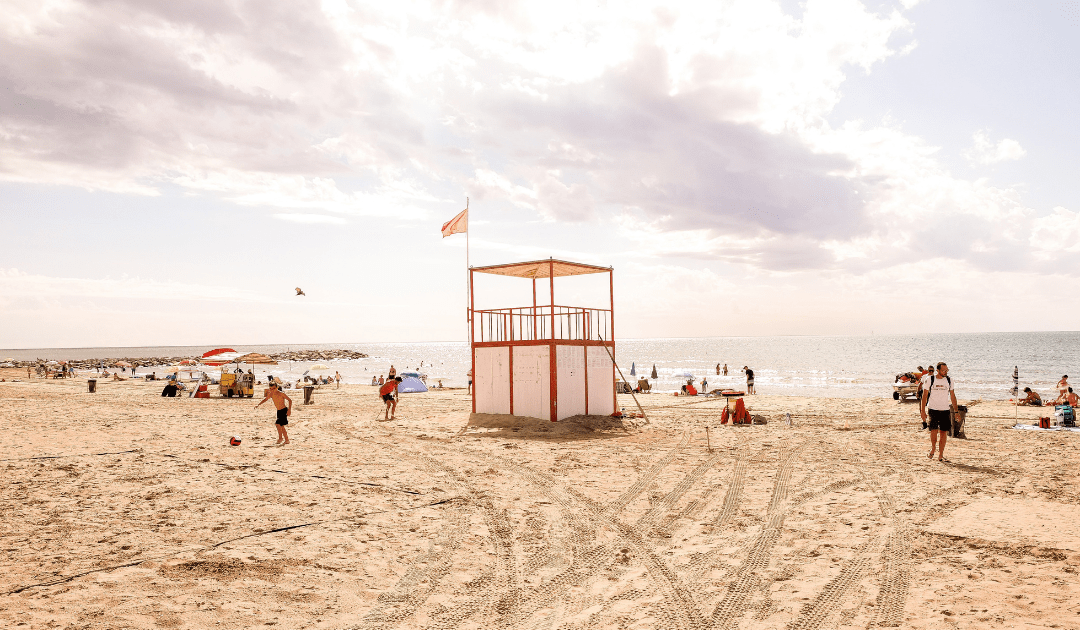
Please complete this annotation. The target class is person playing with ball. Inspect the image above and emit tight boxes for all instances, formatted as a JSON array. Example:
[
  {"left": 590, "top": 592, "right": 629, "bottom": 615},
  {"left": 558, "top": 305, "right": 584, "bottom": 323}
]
[{"left": 256, "top": 382, "right": 293, "bottom": 445}]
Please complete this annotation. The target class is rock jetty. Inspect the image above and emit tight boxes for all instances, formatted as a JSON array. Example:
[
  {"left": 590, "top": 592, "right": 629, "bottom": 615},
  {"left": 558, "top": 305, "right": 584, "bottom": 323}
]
[{"left": 2, "top": 349, "right": 368, "bottom": 370}]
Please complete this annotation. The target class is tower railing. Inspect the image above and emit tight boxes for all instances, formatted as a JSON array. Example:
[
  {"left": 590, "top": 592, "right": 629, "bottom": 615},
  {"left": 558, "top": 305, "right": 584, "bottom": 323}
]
[{"left": 472, "top": 305, "right": 612, "bottom": 344}]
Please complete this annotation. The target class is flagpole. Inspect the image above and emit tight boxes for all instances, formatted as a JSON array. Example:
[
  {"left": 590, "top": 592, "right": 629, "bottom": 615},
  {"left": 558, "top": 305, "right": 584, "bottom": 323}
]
[{"left": 466, "top": 197, "right": 470, "bottom": 348}]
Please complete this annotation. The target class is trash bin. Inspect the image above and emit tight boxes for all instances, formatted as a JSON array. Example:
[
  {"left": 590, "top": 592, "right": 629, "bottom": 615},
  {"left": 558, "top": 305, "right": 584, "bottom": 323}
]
[
  {"left": 951, "top": 404, "right": 968, "bottom": 438},
  {"left": 303, "top": 385, "right": 315, "bottom": 405},
  {"left": 87, "top": 379, "right": 97, "bottom": 393}
]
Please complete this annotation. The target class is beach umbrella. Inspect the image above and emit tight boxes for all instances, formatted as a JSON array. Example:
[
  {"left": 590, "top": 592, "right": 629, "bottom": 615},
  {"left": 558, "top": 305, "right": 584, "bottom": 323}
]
[
  {"left": 630, "top": 362, "right": 636, "bottom": 376},
  {"left": 115, "top": 361, "right": 132, "bottom": 368},
  {"left": 1012, "top": 366, "right": 1019, "bottom": 421},
  {"left": 309, "top": 364, "right": 331, "bottom": 371},
  {"left": 236, "top": 353, "right": 277, "bottom": 366},
  {"left": 164, "top": 366, "right": 180, "bottom": 373},
  {"left": 201, "top": 348, "right": 240, "bottom": 366},
  {"left": 235, "top": 352, "right": 277, "bottom": 376},
  {"left": 651, "top": 364, "right": 658, "bottom": 379}
]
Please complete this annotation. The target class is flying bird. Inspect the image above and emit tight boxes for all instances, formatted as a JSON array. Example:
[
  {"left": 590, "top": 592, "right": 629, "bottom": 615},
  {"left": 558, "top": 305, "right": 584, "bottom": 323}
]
[{"left": 295, "top": 287, "right": 306, "bottom": 296}]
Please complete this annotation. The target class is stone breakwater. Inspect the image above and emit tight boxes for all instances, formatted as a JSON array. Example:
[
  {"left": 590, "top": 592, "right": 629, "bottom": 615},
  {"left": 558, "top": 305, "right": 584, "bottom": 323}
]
[{"left": 2, "top": 349, "right": 368, "bottom": 370}]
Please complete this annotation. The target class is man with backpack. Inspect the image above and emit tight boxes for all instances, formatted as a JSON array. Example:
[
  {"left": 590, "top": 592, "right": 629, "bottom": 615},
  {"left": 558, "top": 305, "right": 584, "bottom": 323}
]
[{"left": 920, "top": 362, "right": 958, "bottom": 462}]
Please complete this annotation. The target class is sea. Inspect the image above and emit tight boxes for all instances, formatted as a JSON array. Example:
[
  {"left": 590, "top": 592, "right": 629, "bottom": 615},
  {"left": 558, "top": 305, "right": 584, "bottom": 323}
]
[{"left": 3, "top": 332, "right": 1078, "bottom": 400}]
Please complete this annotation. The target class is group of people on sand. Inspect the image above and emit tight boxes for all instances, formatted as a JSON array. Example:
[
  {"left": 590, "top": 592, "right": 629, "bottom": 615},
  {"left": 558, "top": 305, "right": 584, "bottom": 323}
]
[
  {"left": 674, "top": 365, "right": 755, "bottom": 396},
  {"left": 1018, "top": 375, "right": 1077, "bottom": 407}
]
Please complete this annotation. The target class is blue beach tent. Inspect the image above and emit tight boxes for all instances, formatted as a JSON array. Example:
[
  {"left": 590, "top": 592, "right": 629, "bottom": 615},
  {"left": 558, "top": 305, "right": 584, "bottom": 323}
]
[{"left": 397, "top": 376, "right": 428, "bottom": 393}]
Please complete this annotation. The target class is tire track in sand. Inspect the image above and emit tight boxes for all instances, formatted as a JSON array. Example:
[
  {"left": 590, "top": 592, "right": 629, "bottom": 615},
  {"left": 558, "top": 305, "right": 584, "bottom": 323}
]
[
  {"left": 504, "top": 432, "right": 720, "bottom": 630},
  {"left": 863, "top": 470, "right": 911, "bottom": 629},
  {"left": 787, "top": 539, "right": 881, "bottom": 630},
  {"left": 411, "top": 432, "right": 702, "bottom": 630},
  {"left": 634, "top": 450, "right": 725, "bottom": 534},
  {"left": 707, "top": 442, "right": 809, "bottom": 630},
  {"left": 411, "top": 453, "right": 521, "bottom": 623},
  {"left": 349, "top": 509, "right": 471, "bottom": 630},
  {"left": 601, "top": 432, "right": 692, "bottom": 516},
  {"left": 500, "top": 456, "right": 708, "bottom": 630}
]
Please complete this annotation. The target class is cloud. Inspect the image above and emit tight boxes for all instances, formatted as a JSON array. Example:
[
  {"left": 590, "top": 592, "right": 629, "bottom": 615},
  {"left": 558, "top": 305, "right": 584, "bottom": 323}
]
[
  {"left": 273, "top": 213, "right": 348, "bottom": 224},
  {"left": 1030, "top": 206, "right": 1080, "bottom": 257},
  {"left": 0, "top": 267, "right": 266, "bottom": 303},
  {"left": 964, "top": 130, "right": 1027, "bottom": 165},
  {"left": 0, "top": 0, "right": 1069, "bottom": 283}
]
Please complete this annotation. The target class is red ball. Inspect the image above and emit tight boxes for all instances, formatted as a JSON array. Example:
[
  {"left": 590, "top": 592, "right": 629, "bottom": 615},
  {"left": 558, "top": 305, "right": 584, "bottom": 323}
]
[{"left": 229, "top": 436, "right": 242, "bottom": 446}]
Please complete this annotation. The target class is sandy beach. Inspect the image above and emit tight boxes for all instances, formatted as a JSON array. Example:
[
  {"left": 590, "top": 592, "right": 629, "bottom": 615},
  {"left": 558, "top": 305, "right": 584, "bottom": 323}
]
[{"left": 2, "top": 374, "right": 1079, "bottom": 630}]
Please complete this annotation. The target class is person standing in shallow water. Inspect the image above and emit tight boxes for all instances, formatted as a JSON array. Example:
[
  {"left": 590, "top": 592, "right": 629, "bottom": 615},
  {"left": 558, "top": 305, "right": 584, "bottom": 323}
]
[{"left": 744, "top": 366, "right": 755, "bottom": 394}]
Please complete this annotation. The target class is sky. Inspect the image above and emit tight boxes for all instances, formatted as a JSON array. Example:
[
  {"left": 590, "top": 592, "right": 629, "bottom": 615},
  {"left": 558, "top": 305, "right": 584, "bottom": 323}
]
[{"left": 2, "top": 0, "right": 1079, "bottom": 349}]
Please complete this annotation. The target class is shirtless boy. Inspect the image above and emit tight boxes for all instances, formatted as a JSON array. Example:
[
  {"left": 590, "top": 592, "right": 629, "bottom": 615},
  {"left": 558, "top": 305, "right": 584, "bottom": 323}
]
[{"left": 256, "top": 383, "right": 293, "bottom": 444}]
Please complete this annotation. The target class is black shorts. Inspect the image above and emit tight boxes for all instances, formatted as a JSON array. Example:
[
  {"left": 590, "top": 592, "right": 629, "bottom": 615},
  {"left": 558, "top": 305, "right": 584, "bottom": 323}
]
[
  {"left": 927, "top": 409, "right": 951, "bottom": 432},
  {"left": 276, "top": 407, "right": 289, "bottom": 426},
  {"left": 382, "top": 393, "right": 394, "bottom": 403}
]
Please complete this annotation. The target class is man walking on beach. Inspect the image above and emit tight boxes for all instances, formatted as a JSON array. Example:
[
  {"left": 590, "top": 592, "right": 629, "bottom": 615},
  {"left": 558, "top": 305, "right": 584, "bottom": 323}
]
[
  {"left": 920, "top": 362, "right": 957, "bottom": 462},
  {"left": 256, "top": 383, "right": 293, "bottom": 445},
  {"left": 380, "top": 376, "right": 402, "bottom": 421}
]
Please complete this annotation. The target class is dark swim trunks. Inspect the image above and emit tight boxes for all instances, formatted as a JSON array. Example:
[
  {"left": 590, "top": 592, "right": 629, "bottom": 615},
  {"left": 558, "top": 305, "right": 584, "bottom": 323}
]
[
  {"left": 927, "top": 409, "right": 951, "bottom": 432},
  {"left": 276, "top": 407, "right": 288, "bottom": 426},
  {"left": 382, "top": 393, "right": 394, "bottom": 403}
]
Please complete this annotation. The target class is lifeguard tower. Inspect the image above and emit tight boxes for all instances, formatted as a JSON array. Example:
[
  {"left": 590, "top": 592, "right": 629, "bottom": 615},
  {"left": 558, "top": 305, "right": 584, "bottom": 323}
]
[{"left": 470, "top": 259, "right": 616, "bottom": 422}]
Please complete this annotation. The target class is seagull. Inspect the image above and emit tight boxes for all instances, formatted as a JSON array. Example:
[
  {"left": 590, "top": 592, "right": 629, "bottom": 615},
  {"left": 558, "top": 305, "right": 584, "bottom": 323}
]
[{"left": 295, "top": 287, "right": 306, "bottom": 296}]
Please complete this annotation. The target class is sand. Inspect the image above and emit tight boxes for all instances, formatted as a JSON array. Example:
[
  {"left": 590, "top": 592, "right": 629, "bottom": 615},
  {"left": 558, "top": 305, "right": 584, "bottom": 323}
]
[{"left": 2, "top": 374, "right": 1079, "bottom": 630}]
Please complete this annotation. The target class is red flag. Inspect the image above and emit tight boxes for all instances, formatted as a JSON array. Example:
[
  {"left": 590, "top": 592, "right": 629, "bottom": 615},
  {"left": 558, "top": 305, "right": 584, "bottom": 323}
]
[{"left": 441, "top": 208, "right": 468, "bottom": 237}]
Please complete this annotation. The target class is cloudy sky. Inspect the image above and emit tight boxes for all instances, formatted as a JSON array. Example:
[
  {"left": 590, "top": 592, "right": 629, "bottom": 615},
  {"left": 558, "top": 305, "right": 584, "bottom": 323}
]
[{"left": 2, "top": 0, "right": 1079, "bottom": 349}]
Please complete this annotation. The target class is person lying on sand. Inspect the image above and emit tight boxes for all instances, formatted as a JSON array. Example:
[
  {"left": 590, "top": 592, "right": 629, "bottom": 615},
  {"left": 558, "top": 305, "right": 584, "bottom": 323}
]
[{"left": 1018, "top": 387, "right": 1042, "bottom": 406}]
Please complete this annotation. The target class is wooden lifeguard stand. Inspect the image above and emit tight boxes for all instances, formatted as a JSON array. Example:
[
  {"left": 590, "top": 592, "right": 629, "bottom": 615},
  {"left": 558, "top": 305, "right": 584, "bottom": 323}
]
[{"left": 470, "top": 259, "right": 616, "bottom": 422}]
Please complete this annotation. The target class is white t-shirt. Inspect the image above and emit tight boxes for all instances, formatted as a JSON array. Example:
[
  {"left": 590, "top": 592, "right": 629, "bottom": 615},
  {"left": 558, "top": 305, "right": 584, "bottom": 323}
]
[{"left": 925, "top": 374, "right": 954, "bottom": 410}]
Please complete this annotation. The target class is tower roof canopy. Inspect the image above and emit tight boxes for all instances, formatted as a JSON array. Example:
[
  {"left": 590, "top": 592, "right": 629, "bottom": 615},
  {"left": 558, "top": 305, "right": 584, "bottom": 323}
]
[{"left": 471, "top": 259, "right": 610, "bottom": 279}]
